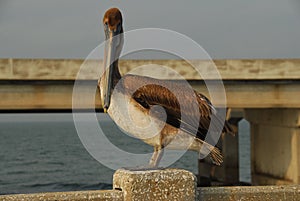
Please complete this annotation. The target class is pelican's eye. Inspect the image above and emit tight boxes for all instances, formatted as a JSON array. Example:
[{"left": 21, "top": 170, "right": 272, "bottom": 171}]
[{"left": 103, "top": 21, "right": 109, "bottom": 29}]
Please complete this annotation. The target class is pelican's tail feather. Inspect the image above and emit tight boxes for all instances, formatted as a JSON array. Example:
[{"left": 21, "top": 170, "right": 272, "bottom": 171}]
[
  {"left": 209, "top": 147, "right": 223, "bottom": 166},
  {"left": 195, "top": 138, "right": 223, "bottom": 166}
]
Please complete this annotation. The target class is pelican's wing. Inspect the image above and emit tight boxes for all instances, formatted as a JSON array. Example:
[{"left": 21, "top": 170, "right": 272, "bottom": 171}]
[{"left": 122, "top": 75, "right": 233, "bottom": 141}]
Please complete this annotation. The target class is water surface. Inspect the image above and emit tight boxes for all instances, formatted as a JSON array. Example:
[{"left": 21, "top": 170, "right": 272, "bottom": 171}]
[{"left": 0, "top": 113, "right": 250, "bottom": 195}]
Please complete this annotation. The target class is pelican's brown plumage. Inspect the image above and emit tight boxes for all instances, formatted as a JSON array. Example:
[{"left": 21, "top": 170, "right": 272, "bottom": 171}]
[{"left": 99, "top": 8, "right": 234, "bottom": 168}]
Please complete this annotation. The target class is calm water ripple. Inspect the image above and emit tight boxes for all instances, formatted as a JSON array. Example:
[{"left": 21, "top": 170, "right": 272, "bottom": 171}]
[{"left": 0, "top": 114, "right": 250, "bottom": 195}]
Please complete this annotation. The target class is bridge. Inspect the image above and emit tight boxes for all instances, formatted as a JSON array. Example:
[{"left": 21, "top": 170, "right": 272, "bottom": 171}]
[{"left": 0, "top": 58, "right": 299, "bottom": 186}]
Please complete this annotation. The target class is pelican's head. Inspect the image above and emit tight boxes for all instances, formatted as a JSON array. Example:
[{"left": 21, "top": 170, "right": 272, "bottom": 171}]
[
  {"left": 103, "top": 8, "right": 123, "bottom": 58},
  {"left": 101, "top": 8, "right": 124, "bottom": 112}
]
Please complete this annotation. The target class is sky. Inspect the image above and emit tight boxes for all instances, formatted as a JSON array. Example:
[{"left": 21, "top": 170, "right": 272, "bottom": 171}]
[{"left": 0, "top": 0, "right": 300, "bottom": 59}]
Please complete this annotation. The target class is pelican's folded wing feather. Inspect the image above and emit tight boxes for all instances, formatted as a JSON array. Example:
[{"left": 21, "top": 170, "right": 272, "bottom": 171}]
[{"left": 121, "top": 74, "right": 234, "bottom": 141}]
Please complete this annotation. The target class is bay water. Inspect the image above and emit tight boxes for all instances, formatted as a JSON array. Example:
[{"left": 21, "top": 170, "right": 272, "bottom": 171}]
[{"left": 0, "top": 113, "right": 250, "bottom": 195}]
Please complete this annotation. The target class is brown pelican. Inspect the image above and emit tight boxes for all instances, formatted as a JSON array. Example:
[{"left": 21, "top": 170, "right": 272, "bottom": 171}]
[{"left": 98, "top": 8, "right": 234, "bottom": 168}]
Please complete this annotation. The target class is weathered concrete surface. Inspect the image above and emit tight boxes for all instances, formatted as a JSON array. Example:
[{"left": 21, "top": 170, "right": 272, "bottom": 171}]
[
  {"left": 1, "top": 59, "right": 300, "bottom": 80},
  {"left": 1, "top": 185, "right": 299, "bottom": 201},
  {"left": 1, "top": 81, "right": 300, "bottom": 110},
  {"left": 1, "top": 59, "right": 300, "bottom": 110},
  {"left": 198, "top": 185, "right": 300, "bottom": 201},
  {"left": 113, "top": 168, "right": 197, "bottom": 201},
  {"left": 0, "top": 190, "right": 123, "bottom": 201},
  {"left": 246, "top": 109, "right": 300, "bottom": 185}
]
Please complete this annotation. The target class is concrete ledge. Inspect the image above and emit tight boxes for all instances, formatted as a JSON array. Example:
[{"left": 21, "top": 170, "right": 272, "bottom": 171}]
[
  {"left": 113, "top": 168, "right": 197, "bottom": 201},
  {"left": 0, "top": 190, "right": 123, "bottom": 201},
  {"left": 1, "top": 168, "right": 300, "bottom": 201},
  {"left": 1, "top": 185, "right": 299, "bottom": 201},
  {"left": 198, "top": 185, "right": 300, "bottom": 201}
]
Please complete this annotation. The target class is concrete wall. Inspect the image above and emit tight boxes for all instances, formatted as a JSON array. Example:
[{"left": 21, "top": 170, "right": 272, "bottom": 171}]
[{"left": 1, "top": 169, "right": 299, "bottom": 201}]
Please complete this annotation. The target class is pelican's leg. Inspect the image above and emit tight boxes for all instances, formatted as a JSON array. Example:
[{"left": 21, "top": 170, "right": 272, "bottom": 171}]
[
  {"left": 149, "top": 146, "right": 164, "bottom": 168},
  {"left": 123, "top": 146, "right": 164, "bottom": 171}
]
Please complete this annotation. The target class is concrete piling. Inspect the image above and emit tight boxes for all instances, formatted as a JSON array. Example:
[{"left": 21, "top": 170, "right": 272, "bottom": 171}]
[{"left": 113, "top": 168, "right": 197, "bottom": 201}]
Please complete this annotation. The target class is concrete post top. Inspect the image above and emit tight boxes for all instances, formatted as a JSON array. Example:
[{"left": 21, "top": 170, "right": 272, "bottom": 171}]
[
  {"left": 113, "top": 168, "right": 197, "bottom": 201},
  {"left": 114, "top": 168, "right": 196, "bottom": 177}
]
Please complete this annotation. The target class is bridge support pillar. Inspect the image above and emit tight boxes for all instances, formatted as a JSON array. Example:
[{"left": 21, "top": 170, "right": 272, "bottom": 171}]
[{"left": 245, "top": 109, "right": 300, "bottom": 185}]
